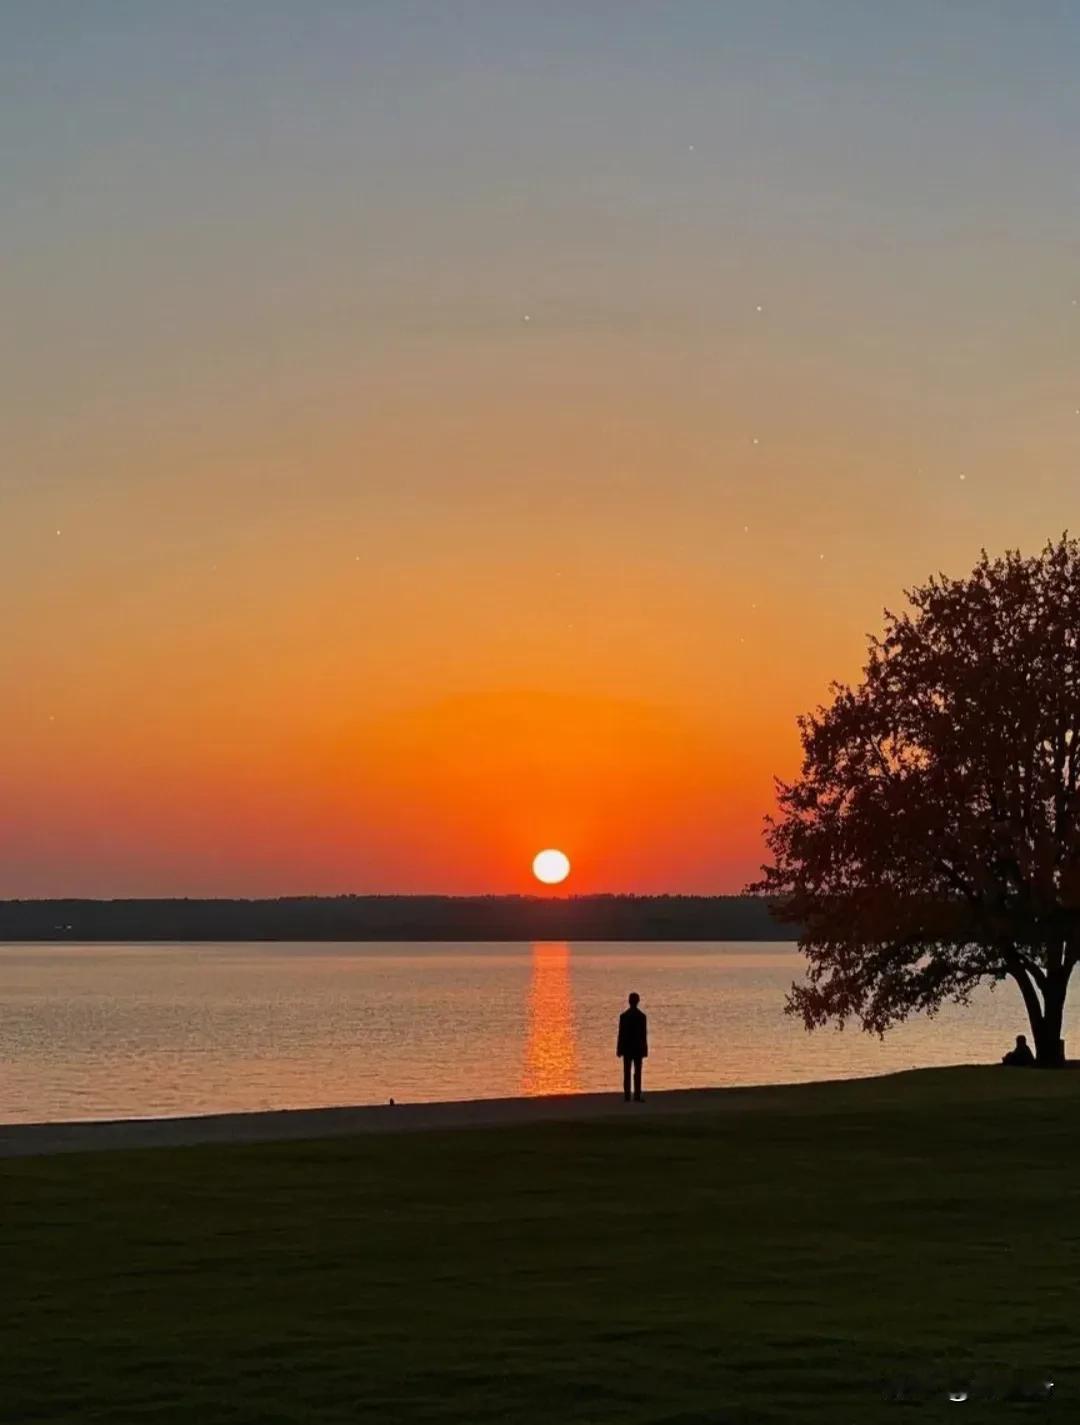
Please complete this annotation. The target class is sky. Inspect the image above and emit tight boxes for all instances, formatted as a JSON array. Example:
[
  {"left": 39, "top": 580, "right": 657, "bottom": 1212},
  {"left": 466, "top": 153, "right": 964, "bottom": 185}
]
[{"left": 4, "top": 1, "right": 1080, "bottom": 897}]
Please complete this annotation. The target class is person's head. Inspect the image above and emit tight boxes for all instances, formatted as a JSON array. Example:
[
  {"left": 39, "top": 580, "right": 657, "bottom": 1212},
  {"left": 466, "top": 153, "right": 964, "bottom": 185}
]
[
  {"left": 1016, "top": 1034, "right": 1028, "bottom": 1046},
  {"left": 628, "top": 992, "right": 640, "bottom": 1007}
]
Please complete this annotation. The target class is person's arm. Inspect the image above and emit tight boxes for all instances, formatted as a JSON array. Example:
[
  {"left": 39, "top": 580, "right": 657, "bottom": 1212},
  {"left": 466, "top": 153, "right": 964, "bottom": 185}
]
[
  {"left": 641, "top": 1013, "right": 648, "bottom": 1058},
  {"left": 616, "top": 1017, "right": 624, "bottom": 1058}
]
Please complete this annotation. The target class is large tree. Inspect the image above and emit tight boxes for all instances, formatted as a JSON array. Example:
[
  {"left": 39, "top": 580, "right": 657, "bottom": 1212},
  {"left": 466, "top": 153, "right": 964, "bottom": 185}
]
[{"left": 753, "top": 536, "right": 1080, "bottom": 1067}]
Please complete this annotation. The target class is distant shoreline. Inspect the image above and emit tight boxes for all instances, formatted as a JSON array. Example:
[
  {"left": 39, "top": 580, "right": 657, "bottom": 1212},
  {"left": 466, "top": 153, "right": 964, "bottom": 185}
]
[{"left": 0, "top": 894, "right": 797, "bottom": 943}]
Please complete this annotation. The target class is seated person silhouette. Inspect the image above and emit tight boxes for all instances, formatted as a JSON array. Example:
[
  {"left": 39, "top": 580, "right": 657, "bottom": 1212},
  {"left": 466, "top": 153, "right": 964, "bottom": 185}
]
[
  {"left": 1002, "top": 1033, "right": 1035, "bottom": 1067},
  {"left": 617, "top": 992, "right": 648, "bottom": 1101}
]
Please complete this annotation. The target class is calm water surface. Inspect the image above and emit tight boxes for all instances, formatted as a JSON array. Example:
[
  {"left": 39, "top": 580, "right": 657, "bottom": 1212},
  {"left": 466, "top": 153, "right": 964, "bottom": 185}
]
[{"left": 2, "top": 941, "right": 1067, "bottom": 1124}]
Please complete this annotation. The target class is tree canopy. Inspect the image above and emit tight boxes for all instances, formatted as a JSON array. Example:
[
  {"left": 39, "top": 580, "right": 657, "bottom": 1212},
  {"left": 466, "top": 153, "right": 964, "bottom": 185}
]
[{"left": 752, "top": 536, "right": 1080, "bottom": 1066}]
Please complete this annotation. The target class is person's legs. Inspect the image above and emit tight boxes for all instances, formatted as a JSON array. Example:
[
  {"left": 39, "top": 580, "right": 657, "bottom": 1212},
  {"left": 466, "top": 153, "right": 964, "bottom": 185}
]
[
  {"left": 633, "top": 1057, "right": 643, "bottom": 1101},
  {"left": 622, "top": 1057, "right": 632, "bottom": 1100}
]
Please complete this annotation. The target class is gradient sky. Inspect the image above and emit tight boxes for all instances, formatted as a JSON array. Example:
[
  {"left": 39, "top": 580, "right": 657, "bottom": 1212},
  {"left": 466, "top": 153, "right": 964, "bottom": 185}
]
[{"left": 5, "top": 1, "right": 1080, "bottom": 896}]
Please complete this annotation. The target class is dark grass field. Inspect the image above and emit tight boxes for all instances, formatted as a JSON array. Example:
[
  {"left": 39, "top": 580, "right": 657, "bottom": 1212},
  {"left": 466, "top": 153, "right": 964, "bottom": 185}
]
[{"left": 6, "top": 1067, "right": 1080, "bottom": 1423}]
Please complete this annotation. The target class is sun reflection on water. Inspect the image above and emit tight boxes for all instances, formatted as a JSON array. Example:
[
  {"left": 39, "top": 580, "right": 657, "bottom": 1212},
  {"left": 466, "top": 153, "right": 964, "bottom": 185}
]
[{"left": 521, "top": 941, "right": 579, "bottom": 1097}]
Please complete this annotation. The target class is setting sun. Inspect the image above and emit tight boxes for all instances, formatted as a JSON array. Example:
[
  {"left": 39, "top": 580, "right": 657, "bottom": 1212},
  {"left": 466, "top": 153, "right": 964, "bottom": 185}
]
[{"left": 532, "top": 849, "right": 571, "bottom": 885}]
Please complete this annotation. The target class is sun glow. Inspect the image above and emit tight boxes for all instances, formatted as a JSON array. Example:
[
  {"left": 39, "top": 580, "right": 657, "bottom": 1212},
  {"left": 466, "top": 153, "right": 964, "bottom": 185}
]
[{"left": 532, "top": 848, "right": 571, "bottom": 885}]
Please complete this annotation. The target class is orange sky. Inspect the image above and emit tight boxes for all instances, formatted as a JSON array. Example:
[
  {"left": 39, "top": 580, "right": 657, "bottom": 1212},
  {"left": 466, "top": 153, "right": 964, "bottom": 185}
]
[{"left": 5, "top": 5, "right": 1080, "bottom": 895}]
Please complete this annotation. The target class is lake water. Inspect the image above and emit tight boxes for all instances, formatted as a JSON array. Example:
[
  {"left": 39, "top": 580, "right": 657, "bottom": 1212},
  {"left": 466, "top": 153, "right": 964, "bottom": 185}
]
[{"left": 2, "top": 941, "right": 1068, "bottom": 1124}]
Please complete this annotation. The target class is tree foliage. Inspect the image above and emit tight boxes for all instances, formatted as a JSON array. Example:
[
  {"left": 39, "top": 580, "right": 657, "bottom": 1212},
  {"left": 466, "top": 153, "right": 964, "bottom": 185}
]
[{"left": 752, "top": 536, "right": 1080, "bottom": 1065}]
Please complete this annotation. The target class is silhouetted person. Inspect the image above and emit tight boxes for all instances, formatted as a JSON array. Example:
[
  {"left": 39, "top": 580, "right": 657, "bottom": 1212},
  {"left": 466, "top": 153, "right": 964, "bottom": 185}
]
[
  {"left": 617, "top": 992, "right": 648, "bottom": 1101},
  {"left": 1002, "top": 1033, "right": 1035, "bottom": 1067}
]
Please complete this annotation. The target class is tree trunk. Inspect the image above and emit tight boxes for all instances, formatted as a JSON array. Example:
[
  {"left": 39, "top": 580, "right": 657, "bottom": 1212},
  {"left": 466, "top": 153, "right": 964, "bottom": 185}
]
[
  {"left": 1035, "top": 973, "right": 1068, "bottom": 1067},
  {"left": 1011, "top": 965, "right": 1048, "bottom": 1062},
  {"left": 1010, "top": 962, "right": 1069, "bottom": 1067}
]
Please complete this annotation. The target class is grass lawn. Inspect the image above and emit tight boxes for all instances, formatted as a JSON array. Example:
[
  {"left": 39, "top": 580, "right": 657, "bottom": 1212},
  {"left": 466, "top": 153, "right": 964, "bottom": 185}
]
[{"left": 7, "top": 1067, "right": 1080, "bottom": 1423}]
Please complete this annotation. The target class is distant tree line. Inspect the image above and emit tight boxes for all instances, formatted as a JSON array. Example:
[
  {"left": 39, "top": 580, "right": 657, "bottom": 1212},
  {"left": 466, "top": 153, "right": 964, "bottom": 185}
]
[{"left": 0, "top": 895, "right": 796, "bottom": 943}]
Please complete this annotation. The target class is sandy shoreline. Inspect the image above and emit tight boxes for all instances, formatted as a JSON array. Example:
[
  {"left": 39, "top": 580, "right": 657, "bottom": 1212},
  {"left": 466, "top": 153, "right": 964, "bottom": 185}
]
[{"left": 1, "top": 1085, "right": 778, "bottom": 1159}]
